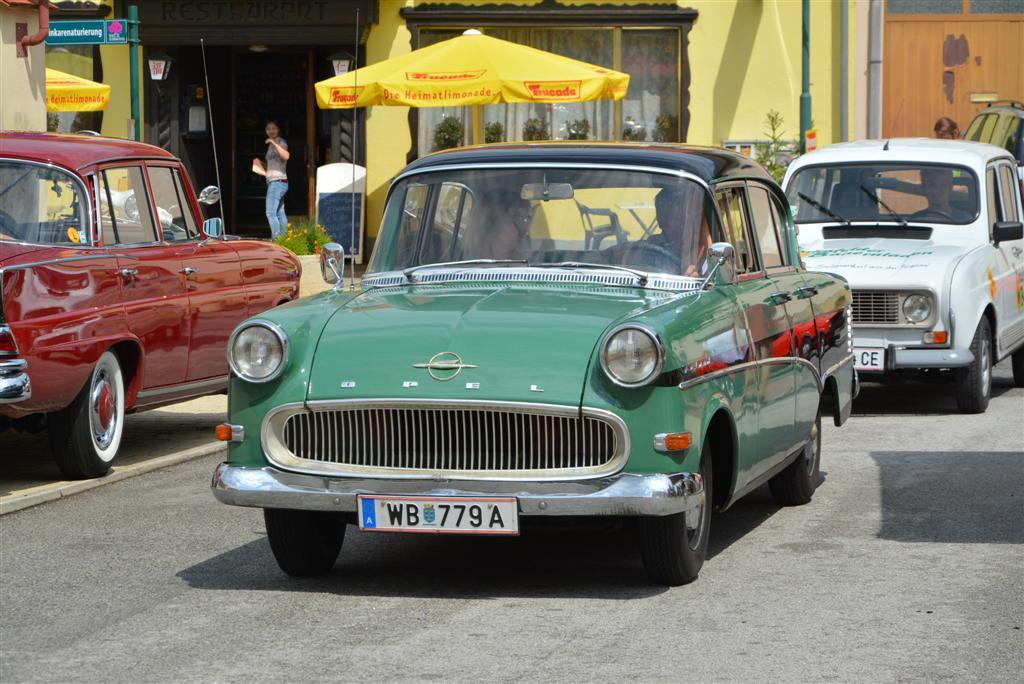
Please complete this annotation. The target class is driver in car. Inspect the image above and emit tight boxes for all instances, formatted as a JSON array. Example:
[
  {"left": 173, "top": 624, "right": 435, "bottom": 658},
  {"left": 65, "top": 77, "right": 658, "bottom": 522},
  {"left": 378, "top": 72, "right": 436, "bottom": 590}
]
[
  {"left": 462, "top": 189, "right": 533, "bottom": 261},
  {"left": 634, "top": 187, "right": 712, "bottom": 276},
  {"left": 918, "top": 167, "right": 967, "bottom": 222}
]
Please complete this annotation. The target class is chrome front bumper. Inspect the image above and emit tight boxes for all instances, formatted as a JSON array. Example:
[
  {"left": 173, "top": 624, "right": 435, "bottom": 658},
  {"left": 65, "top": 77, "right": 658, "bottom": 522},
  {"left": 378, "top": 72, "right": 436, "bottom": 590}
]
[
  {"left": 212, "top": 463, "right": 705, "bottom": 526},
  {"left": 0, "top": 359, "right": 31, "bottom": 403}
]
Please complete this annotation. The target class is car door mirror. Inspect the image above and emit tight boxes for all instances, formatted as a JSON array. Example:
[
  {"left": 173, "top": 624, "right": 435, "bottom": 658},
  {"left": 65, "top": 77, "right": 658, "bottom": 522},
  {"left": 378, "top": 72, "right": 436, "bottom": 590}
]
[
  {"left": 197, "top": 186, "right": 221, "bottom": 206},
  {"left": 993, "top": 220, "right": 1023, "bottom": 245},
  {"left": 203, "top": 217, "right": 224, "bottom": 239},
  {"left": 320, "top": 242, "right": 346, "bottom": 285},
  {"left": 700, "top": 242, "right": 736, "bottom": 289}
]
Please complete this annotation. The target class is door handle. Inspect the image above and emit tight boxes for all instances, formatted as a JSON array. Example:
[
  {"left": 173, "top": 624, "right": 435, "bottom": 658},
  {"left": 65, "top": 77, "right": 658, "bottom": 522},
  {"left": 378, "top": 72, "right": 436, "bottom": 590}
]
[
  {"left": 795, "top": 285, "right": 818, "bottom": 298},
  {"left": 180, "top": 266, "right": 199, "bottom": 277},
  {"left": 119, "top": 267, "right": 138, "bottom": 280},
  {"left": 767, "top": 291, "right": 792, "bottom": 304}
]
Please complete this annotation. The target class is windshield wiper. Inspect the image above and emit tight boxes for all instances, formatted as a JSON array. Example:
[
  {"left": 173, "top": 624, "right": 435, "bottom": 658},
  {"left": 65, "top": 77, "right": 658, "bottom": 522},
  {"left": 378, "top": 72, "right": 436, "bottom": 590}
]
[
  {"left": 860, "top": 184, "right": 908, "bottom": 226},
  {"left": 402, "top": 259, "right": 528, "bottom": 282},
  {"left": 798, "top": 192, "right": 850, "bottom": 225},
  {"left": 532, "top": 261, "right": 651, "bottom": 286}
]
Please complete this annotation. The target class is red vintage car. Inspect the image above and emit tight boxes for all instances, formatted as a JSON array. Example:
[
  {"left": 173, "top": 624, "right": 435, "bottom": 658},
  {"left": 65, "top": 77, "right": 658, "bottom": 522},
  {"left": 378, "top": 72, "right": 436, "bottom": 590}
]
[{"left": 0, "top": 132, "right": 299, "bottom": 478}]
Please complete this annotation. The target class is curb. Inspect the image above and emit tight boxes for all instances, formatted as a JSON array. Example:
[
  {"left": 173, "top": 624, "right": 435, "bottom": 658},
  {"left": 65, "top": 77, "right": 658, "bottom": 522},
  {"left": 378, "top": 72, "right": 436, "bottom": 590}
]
[{"left": 0, "top": 442, "right": 227, "bottom": 516}]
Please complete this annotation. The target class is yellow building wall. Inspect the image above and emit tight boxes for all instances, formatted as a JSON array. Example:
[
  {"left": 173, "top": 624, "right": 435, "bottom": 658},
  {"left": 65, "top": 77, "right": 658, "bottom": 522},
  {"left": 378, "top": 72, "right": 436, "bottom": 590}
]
[
  {"left": 0, "top": 7, "right": 47, "bottom": 132},
  {"left": 97, "top": 44, "right": 144, "bottom": 139},
  {"left": 364, "top": 0, "right": 856, "bottom": 241}
]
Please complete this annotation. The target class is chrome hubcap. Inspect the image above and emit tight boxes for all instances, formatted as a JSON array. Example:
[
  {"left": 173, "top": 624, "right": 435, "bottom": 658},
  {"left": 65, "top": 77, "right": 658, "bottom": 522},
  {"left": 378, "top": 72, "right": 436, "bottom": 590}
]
[
  {"left": 980, "top": 337, "right": 991, "bottom": 397},
  {"left": 687, "top": 468, "right": 709, "bottom": 550},
  {"left": 90, "top": 370, "right": 117, "bottom": 449},
  {"left": 806, "top": 420, "right": 820, "bottom": 476}
]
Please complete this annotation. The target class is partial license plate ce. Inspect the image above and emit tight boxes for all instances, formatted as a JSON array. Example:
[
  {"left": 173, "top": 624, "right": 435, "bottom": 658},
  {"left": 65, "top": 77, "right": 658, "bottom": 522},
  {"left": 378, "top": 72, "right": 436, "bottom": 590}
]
[
  {"left": 853, "top": 347, "right": 885, "bottom": 371},
  {"left": 357, "top": 495, "right": 519, "bottom": 536}
]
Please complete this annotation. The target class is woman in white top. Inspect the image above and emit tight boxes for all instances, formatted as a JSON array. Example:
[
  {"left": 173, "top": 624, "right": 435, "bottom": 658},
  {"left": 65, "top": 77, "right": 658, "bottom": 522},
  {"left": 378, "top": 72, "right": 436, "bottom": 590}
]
[{"left": 251, "top": 120, "right": 290, "bottom": 239}]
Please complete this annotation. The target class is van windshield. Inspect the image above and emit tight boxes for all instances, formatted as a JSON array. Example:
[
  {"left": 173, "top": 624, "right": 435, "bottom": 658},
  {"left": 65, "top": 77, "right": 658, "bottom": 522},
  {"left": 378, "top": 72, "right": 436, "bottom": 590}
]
[
  {"left": 787, "top": 163, "right": 979, "bottom": 225},
  {"left": 367, "top": 166, "right": 720, "bottom": 278},
  {"left": 0, "top": 161, "right": 88, "bottom": 245}
]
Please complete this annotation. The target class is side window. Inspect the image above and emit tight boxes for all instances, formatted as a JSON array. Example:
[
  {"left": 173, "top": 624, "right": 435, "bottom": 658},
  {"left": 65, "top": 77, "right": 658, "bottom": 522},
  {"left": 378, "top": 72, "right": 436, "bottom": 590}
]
[
  {"left": 98, "top": 166, "right": 157, "bottom": 246},
  {"left": 746, "top": 184, "right": 785, "bottom": 269},
  {"left": 147, "top": 166, "right": 199, "bottom": 241},
  {"left": 977, "top": 114, "right": 999, "bottom": 144},
  {"left": 427, "top": 182, "right": 474, "bottom": 262},
  {"left": 1000, "top": 117, "right": 1021, "bottom": 156},
  {"left": 964, "top": 115, "right": 984, "bottom": 142},
  {"left": 997, "top": 164, "right": 1021, "bottom": 223},
  {"left": 986, "top": 168, "right": 1002, "bottom": 224},
  {"left": 715, "top": 186, "right": 760, "bottom": 275},
  {"left": 393, "top": 183, "right": 428, "bottom": 269}
]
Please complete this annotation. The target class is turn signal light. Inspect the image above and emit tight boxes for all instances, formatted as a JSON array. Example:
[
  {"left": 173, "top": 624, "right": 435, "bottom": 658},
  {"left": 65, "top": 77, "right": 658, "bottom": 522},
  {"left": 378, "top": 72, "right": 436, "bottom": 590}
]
[
  {"left": 216, "top": 423, "right": 245, "bottom": 442},
  {"left": 654, "top": 432, "right": 692, "bottom": 452},
  {"left": 923, "top": 331, "right": 948, "bottom": 344}
]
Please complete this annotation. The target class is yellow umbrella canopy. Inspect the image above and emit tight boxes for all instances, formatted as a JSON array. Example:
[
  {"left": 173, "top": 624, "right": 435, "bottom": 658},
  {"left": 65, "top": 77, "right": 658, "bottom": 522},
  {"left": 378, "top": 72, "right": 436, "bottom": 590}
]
[
  {"left": 314, "top": 31, "right": 629, "bottom": 110},
  {"left": 45, "top": 68, "right": 111, "bottom": 112}
]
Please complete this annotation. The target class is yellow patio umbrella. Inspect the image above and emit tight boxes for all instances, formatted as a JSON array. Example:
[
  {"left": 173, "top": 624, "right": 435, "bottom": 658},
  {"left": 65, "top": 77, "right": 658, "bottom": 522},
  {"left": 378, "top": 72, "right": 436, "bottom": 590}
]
[
  {"left": 45, "top": 68, "right": 111, "bottom": 112},
  {"left": 314, "top": 30, "right": 629, "bottom": 143}
]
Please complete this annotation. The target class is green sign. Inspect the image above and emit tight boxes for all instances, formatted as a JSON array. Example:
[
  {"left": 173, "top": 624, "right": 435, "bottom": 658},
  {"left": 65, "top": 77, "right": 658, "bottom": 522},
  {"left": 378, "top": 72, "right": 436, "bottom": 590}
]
[{"left": 46, "top": 19, "right": 129, "bottom": 45}]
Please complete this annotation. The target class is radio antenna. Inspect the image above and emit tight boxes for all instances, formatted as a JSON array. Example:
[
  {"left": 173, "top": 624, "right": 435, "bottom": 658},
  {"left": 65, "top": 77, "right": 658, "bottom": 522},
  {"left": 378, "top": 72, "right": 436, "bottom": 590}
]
[
  {"left": 200, "top": 38, "right": 225, "bottom": 225},
  {"left": 349, "top": 8, "right": 360, "bottom": 291}
]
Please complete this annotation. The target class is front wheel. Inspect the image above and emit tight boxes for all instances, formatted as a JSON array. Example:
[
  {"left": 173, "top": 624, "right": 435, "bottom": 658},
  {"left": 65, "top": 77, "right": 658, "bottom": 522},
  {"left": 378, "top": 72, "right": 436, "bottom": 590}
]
[
  {"left": 264, "top": 508, "right": 346, "bottom": 577},
  {"left": 640, "top": 441, "right": 712, "bottom": 586},
  {"left": 47, "top": 350, "right": 125, "bottom": 479},
  {"left": 769, "top": 410, "right": 821, "bottom": 506},
  {"left": 954, "top": 317, "right": 992, "bottom": 414}
]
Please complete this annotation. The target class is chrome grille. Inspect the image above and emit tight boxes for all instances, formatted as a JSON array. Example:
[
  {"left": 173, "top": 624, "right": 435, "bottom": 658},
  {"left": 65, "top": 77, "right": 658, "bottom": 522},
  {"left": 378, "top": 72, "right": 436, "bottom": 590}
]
[
  {"left": 267, "top": 402, "right": 627, "bottom": 479},
  {"left": 851, "top": 290, "right": 900, "bottom": 324}
]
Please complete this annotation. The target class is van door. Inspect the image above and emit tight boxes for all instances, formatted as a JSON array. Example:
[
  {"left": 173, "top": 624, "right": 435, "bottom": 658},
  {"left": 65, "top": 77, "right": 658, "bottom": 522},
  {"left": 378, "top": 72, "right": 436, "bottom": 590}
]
[{"left": 992, "top": 161, "right": 1024, "bottom": 356}]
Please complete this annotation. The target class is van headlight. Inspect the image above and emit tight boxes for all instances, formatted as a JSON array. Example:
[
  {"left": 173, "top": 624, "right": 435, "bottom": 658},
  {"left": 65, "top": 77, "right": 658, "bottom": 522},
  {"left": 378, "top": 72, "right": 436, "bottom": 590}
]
[
  {"left": 600, "top": 324, "right": 665, "bottom": 388},
  {"left": 902, "top": 294, "right": 932, "bottom": 324},
  {"left": 228, "top": 321, "right": 288, "bottom": 383}
]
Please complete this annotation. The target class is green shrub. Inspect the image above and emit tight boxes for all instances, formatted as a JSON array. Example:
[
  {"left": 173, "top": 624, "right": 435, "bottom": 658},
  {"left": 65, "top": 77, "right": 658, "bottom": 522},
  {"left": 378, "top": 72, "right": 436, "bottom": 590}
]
[
  {"left": 523, "top": 117, "right": 549, "bottom": 141},
  {"left": 485, "top": 121, "right": 505, "bottom": 144},
  {"left": 433, "top": 116, "right": 465, "bottom": 150},
  {"left": 566, "top": 118, "right": 590, "bottom": 140},
  {"left": 274, "top": 216, "right": 332, "bottom": 256}
]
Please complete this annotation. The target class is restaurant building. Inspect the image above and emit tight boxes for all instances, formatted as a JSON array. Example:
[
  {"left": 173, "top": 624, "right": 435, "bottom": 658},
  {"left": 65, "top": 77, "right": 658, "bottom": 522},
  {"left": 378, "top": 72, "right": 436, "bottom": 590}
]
[{"left": 32, "top": 1, "right": 1019, "bottom": 245}]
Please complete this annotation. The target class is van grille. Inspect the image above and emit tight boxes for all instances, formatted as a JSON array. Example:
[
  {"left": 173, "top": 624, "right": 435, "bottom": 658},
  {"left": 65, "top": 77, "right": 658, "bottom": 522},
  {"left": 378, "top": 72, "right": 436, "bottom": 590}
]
[{"left": 851, "top": 290, "right": 900, "bottom": 325}]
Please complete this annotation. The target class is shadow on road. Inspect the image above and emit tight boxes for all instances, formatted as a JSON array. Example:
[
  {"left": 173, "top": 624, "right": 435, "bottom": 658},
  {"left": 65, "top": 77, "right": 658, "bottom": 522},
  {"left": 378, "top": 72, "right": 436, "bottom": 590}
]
[
  {"left": 707, "top": 484, "right": 784, "bottom": 560},
  {"left": 872, "top": 450, "right": 1024, "bottom": 544},
  {"left": 853, "top": 373, "right": 1017, "bottom": 416}
]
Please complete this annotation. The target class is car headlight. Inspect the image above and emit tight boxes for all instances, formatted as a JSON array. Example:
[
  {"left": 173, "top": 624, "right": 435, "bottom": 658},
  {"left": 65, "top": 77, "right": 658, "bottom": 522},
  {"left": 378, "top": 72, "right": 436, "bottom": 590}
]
[
  {"left": 902, "top": 294, "right": 932, "bottom": 324},
  {"left": 600, "top": 324, "right": 665, "bottom": 387},
  {"left": 228, "top": 321, "right": 288, "bottom": 383}
]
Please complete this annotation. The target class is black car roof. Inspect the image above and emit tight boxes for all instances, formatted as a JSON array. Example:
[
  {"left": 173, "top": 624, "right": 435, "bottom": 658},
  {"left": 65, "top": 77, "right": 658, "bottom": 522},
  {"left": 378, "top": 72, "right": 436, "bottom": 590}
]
[{"left": 402, "top": 142, "right": 773, "bottom": 184}]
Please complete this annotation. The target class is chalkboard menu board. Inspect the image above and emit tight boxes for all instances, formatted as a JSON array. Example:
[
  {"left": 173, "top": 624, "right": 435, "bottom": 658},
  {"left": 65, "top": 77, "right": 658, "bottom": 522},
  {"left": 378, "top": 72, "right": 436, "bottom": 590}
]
[{"left": 318, "top": 192, "right": 362, "bottom": 257}]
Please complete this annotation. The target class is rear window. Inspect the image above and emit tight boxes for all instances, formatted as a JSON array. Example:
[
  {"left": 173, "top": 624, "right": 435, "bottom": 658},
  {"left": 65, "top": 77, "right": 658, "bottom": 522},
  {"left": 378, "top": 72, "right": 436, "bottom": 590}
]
[
  {"left": 787, "top": 163, "right": 979, "bottom": 225},
  {"left": 0, "top": 160, "right": 89, "bottom": 246}
]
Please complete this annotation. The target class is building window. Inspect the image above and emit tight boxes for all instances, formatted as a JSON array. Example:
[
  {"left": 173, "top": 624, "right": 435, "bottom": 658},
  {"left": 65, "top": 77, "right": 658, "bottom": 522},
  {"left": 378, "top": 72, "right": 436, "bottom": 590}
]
[
  {"left": 416, "top": 27, "right": 680, "bottom": 157},
  {"left": 45, "top": 45, "right": 103, "bottom": 134}
]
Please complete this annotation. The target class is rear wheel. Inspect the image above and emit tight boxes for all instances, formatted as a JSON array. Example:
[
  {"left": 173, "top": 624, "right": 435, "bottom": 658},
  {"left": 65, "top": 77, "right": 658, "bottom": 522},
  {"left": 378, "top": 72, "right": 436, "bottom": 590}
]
[
  {"left": 954, "top": 317, "right": 992, "bottom": 414},
  {"left": 47, "top": 351, "right": 125, "bottom": 479},
  {"left": 1011, "top": 346, "right": 1024, "bottom": 388},
  {"left": 640, "top": 441, "right": 712, "bottom": 586},
  {"left": 769, "top": 410, "right": 821, "bottom": 506},
  {"left": 264, "top": 508, "right": 346, "bottom": 577}
]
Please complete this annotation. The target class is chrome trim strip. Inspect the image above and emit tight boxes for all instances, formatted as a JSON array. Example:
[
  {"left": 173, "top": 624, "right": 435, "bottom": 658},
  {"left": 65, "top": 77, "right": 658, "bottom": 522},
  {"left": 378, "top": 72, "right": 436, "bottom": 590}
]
[
  {"left": 360, "top": 267, "right": 703, "bottom": 292},
  {"left": 227, "top": 320, "right": 289, "bottom": 384},
  {"left": 678, "top": 356, "right": 822, "bottom": 392},
  {"left": 0, "top": 358, "right": 28, "bottom": 373},
  {"left": 393, "top": 162, "right": 710, "bottom": 189},
  {"left": 212, "top": 463, "right": 705, "bottom": 522},
  {"left": 0, "top": 253, "right": 137, "bottom": 275},
  {"left": 260, "top": 399, "right": 632, "bottom": 482},
  {"left": 136, "top": 375, "right": 228, "bottom": 401},
  {"left": 821, "top": 353, "right": 855, "bottom": 382},
  {"left": 0, "top": 157, "right": 94, "bottom": 248},
  {"left": 0, "top": 358, "right": 30, "bottom": 402}
]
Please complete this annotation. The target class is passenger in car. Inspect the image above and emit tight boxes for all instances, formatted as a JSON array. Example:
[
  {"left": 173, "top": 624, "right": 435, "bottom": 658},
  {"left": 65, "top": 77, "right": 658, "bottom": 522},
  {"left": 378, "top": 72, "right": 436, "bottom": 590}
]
[
  {"left": 462, "top": 189, "right": 533, "bottom": 260},
  {"left": 933, "top": 116, "right": 961, "bottom": 140}
]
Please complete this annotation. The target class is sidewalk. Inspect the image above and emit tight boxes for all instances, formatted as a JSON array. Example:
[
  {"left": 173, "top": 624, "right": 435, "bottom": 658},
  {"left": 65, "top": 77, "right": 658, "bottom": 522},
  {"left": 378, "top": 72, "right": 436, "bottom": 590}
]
[{"left": 1, "top": 395, "right": 227, "bottom": 515}]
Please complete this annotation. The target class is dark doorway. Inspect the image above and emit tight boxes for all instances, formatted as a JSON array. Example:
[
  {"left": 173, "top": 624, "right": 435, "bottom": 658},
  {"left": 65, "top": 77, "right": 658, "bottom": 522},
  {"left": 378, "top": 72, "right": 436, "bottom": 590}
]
[{"left": 231, "top": 49, "right": 314, "bottom": 234}]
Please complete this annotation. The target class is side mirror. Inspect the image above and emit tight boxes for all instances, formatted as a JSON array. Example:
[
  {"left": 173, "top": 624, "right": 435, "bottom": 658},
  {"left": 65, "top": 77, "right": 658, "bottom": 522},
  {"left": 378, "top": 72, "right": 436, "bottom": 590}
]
[
  {"left": 320, "top": 242, "right": 345, "bottom": 285},
  {"left": 993, "top": 221, "right": 1023, "bottom": 245},
  {"left": 197, "top": 186, "right": 221, "bottom": 206},
  {"left": 700, "top": 241, "right": 736, "bottom": 289},
  {"left": 203, "top": 217, "right": 224, "bottom": 239}
]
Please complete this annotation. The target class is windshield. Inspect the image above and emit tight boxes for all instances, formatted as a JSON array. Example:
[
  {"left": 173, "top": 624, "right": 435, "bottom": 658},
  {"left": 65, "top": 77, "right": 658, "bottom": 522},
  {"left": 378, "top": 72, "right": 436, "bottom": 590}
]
[
  {"left": 0, "top": 161, "right": 88, "bottom": 246},
  {"left": 368, "top": 167, "right": 719, "bottom": 278},
  {"left": 787, "top": 163, "right": 979, "bottom": 225}
]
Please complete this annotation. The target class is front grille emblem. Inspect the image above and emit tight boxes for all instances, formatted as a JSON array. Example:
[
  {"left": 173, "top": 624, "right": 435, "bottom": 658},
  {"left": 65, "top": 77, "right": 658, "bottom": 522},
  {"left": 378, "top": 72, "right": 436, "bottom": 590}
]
[{"left": 413, "top": 351, "right": 478, "bottom": 382}]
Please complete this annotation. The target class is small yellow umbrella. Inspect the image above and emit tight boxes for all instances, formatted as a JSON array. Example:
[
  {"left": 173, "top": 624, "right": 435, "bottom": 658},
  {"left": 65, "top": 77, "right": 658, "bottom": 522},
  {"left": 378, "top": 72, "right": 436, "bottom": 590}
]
[
  {"left": 45, "top": 68, "right": 111, "bottom": 112},
  {"left": 314, "top": 30, "right": 629, "bottom": 143}
]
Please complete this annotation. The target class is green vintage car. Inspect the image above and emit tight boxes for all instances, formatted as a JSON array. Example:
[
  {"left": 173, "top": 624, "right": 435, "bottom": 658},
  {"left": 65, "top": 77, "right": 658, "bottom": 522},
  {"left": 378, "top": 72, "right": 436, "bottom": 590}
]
[{"left": 212, "top": 144, "right": 856, "bottom": 585}]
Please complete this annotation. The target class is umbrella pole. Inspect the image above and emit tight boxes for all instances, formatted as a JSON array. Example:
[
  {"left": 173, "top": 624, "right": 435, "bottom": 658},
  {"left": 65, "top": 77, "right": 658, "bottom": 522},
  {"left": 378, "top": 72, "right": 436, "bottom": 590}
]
[{"left": 472, "top": 104, "right": 484, "bottom": 145}]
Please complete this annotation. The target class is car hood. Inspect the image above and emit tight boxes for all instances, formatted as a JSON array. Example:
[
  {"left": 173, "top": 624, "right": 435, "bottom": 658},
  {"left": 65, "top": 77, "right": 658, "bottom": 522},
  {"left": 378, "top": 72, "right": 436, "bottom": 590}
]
[
  {"left": 306, "top": 283, "right": 674, "bottom": 406},
  {"left": 800, "top": 237, "right": 973, "bottom": 290}
]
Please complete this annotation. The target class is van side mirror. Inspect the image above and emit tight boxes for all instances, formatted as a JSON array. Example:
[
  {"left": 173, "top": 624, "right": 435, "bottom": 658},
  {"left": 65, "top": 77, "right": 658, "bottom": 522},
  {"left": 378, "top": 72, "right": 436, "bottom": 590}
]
[
  {"left": 203, "top": 217, "right": 224, "bottom": 239},
  {"left": 993, "top": 220, "right": 1023, "bottom": 245},
  {"left": 198, "top": 186, "right": 221, "bottom": 205},
  {"left": 320, "top": 242, "right": 345, "bottom": 286}
]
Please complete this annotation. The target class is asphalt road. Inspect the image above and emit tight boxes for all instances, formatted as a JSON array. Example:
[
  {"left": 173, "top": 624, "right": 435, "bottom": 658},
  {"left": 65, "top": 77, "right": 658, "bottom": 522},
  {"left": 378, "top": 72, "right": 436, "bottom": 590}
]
[{"left": 2, "top": 368, "right": 1022, "bottom": 682}]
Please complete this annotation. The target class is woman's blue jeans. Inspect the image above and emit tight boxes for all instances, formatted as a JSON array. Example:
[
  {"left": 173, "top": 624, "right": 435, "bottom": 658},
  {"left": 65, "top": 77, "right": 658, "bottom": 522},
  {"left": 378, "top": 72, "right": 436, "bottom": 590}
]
[{"left": 266, "top": 180, "right": 288, "bottom": 238}]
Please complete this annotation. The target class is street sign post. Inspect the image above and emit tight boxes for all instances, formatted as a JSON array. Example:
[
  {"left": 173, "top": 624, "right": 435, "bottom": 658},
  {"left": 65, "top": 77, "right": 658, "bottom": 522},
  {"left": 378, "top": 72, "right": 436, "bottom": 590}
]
[{"left": 45, "top": 10, "right": 140, "bottom": 141}]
